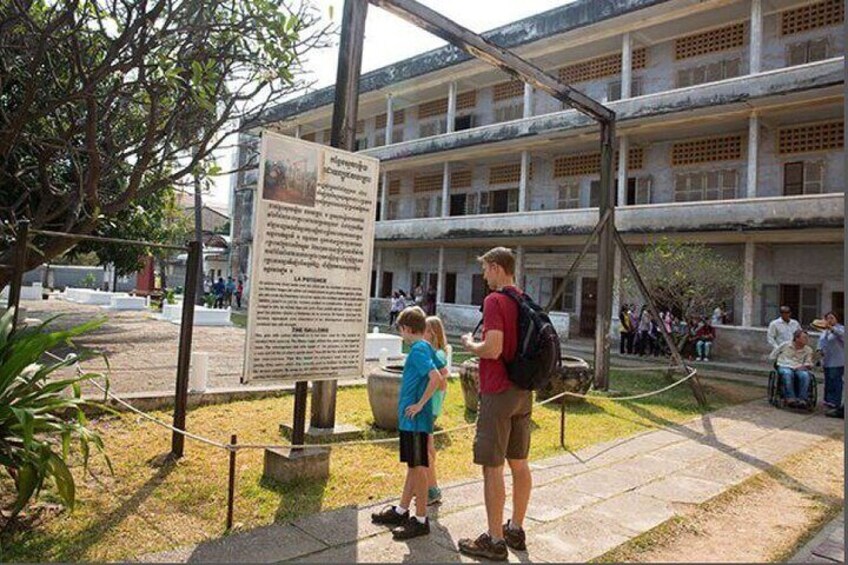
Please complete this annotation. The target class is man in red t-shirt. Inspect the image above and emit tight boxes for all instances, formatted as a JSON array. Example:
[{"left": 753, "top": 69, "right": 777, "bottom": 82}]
[{"left": 458, "top": 247, "right": 532, "bottom": 561}]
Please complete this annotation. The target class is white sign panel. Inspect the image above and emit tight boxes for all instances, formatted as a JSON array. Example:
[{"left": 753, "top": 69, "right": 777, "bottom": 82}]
[{"left": 243, "top": 132, "right": 379, "bottom": 382}]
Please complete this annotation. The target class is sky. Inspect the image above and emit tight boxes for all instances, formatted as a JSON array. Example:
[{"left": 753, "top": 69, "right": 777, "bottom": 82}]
[{"left": 206, "top": 0, "right": 572, "bottom": 209}]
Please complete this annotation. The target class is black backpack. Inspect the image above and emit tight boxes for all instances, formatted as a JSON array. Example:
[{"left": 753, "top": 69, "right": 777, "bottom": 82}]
[{"left": 476, "top": 287, "right": 562, "bottom": 391}]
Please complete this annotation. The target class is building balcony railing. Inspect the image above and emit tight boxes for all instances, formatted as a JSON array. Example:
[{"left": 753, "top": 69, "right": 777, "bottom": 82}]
[{"left": 374, "top": 193, "right": 844, "bottom": 243}]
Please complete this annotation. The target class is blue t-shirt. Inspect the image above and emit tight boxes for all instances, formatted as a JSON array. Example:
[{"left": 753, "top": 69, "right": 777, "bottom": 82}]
[{"left": 398, "top": 340, "right": 437, "bottom": 433}]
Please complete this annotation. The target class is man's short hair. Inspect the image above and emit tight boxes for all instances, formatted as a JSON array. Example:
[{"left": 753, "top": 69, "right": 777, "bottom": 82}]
[
  {"left": 793, "top": 329, "right": 806, "bottom": 340},
  {"left": 396, "top": 306, "right": 427, "bottom": 333},
  {"left": 477, "top": 247, "right": 515, "bottom": 276},
  {"left": 779, "top": 305, "right": 792, "bottom": 314}
]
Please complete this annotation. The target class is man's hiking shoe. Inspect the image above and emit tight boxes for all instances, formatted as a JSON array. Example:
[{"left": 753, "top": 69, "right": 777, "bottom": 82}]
[
  {"left": 427, "top": 486, "right": 442, "bottom": 505},
  {"left": 392, "top": 517, "right": 430, "bottom": 540},
  {"left": 458, "top": 532, "right": 508, "bottom": 561},
  {"left": 371, "top": 505, "right": 408, "bottom": 526},
  {"left": 503, "top": 520, "right": 527, "bottom": 550}
]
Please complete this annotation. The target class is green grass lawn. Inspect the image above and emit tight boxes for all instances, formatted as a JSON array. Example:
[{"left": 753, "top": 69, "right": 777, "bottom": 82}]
[{"left": 0, "top": 372, "right": 762, "bottom": 562}]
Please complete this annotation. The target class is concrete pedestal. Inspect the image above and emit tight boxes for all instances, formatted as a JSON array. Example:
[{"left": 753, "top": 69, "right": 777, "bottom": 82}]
[
  {"left": 109, "top": 295, "right": 146, "bottom": 310},
  {"left": 263, "top": 447, "right": 330, "bottom": 483},
  {"left": 279, "top": 423, "right": 363, "bottom": 444}
]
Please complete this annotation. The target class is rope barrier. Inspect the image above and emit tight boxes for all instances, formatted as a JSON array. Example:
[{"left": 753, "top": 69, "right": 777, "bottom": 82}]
[{"left": 43, "top": 349, "right": 700, "bottom": 453}]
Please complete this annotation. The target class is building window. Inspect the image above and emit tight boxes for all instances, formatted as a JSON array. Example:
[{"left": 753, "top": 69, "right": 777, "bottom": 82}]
[
  {"left": 380, "top": 271, "right": 394, "bottom": 298},
  {"left": 444, "top": 273, "right": 457, "bottom": 304},
  {"left": 783, "top": 161, "right": 824, "bottom": 195},
  {"left": 471, "top": 274, "right": 490, "bottom": 306},
  {"left": 677, "top": 58, "right": 742, "bottom": 88},
  {"left": 778, "top": 121, "right": 843, "bottom": 154},
  {"left": 454, "top": 114, "right": 475, "bottom": 131},
  {"left": 781, "top": 0, "right": 844, "bottom": 36},
  {"left": 606, "top": 77, "right": 643, "bottom": 101},
  {"left": 786, "top": 39, "right": 829, "bottom": 66},
  {"left": 354, "top": 137, "right": 368, "bottom": 151},
  {"left": 419, "top": 119, "right": 446, "bottom": 138},
  {"left": 493, "top": 102, "right": 523, "bottom": 124},
  {"left": 674, "top": 170, "right": 738, "bottom": 202},
  {"left": 760, "top": 284, "right": 822, "bottom": 326},
  {"left": 415, "top": 197, "right": 431, "bottom": 218},
  {"left": 551, "top": 277, "right": 576, "bottom": 312},
  {"left": 557, "top": 182, "right": 581, "bottom": 209},
  {"left": 387, "top": 200, "right": 399, "bottom": 220},
  {"left": 370, "top": 270, "right": 377, "bottom": 298},
  {"left": 450, "top": 193, "right": 467, "bottom": 216}
]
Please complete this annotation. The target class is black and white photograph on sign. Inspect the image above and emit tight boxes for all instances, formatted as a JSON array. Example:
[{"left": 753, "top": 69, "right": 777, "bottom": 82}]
[{"left": 261, "top": 141, "right": 318, "bottom": 207}]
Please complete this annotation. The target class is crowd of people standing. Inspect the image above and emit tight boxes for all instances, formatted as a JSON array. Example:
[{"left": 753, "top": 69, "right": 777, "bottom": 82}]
[
  {"left": 618, "top": 305, "right": 717, "bottom": 361},
  {"left": 389, "top": 285, "right": 438, "bottom": 327}
]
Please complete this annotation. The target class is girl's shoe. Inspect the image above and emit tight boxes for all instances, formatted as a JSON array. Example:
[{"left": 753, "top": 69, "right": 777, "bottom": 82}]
[{"left": 427, "top": 486, "right": 442, "bottom": 505}]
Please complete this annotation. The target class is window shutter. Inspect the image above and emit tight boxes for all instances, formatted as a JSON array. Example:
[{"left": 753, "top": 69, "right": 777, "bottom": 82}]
[
  {"left": 783, "top": 162, "right": 805, "bottom": 195},
  {"left": 803, "top": 161, "right": 824, "bottom": 193},
  {"left": 635, "top": 177, "right": 652, "bottom": 204}
]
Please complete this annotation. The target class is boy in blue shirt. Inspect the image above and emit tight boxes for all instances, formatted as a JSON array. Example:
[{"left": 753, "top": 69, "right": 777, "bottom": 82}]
[{"left": 371, "top": 306, "right": 442, "bottom": 540}]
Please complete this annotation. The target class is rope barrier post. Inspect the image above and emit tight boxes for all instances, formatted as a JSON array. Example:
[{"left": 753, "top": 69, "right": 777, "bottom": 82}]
[
  {"left": 171, "top": 240, "right": 201, "bottom": 458},
  {"left": 7, "top": 219, "right": 30, "bottom": 331},
  {"left": 227, "top": 434, "right": 237, "bottom": 530},
  {"left": 559, "top": 398, "right": 566, "bottom": 449}
]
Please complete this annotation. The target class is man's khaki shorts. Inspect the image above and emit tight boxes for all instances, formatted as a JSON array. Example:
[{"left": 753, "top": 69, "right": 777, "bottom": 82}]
[{"left": 473, "top": 386, "right": 533, "bottom": 467}]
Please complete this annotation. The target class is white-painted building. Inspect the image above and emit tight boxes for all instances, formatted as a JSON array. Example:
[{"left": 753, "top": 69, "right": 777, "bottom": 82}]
[{"left": 232, "top": 0, "right": 844, "bottom": 337}]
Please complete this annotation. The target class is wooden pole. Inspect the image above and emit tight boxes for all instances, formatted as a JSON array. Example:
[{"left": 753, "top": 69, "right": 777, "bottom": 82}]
[
  {"left": 593, "top": 121, "right": 616, "bottom": 391},
  {"left": 310, "top": 0, "right": 370, "bottom": 431},
  {"left": 226, "top": 434, "right": 237, "bottom": 530},
  {"left": 171, "top": 240, "right": 201, "bottom": 458}
]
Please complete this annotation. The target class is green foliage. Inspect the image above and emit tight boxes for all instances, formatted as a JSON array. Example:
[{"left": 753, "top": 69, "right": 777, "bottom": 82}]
[
  {"left": 0, "top": 0, "right": 331, "bottom": 278},
  {"left": 0, "top": 308, "right": 111, "bottom": 518},
  {"left": 622, "top": 238, "right": 745, "bottom": 319},
  {"left": 164, "top": 289, "right": 177, "bottom": 305},
  {"left": 203, "top": 293, "right": 216, "bottom": 309},
  {"left": 79, "top": 274, "right": 97, "bottom": 289}
]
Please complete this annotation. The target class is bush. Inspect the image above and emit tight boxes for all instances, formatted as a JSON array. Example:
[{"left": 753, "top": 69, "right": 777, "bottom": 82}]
[{"left": 0, "top": 308, "right": 111, "bottom": 518}]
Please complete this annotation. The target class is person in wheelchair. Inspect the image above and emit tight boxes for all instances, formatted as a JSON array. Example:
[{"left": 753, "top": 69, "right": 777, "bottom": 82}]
[{"left": 769, "top": 329, "right": 814, "bottom": 408}]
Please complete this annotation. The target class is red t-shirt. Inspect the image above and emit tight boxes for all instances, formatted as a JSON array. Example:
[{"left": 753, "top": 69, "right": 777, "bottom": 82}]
[{"left": 479, "top": 286, "right": 519, "bottom": 394}]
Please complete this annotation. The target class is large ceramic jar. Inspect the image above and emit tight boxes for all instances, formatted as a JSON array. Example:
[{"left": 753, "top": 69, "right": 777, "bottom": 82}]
[
  {"left": 537, "top": 355, "right": 593, "bottom": 404},
  {"left": 367, "top": 364, "right": 404, "bottom": 431},
  {"left": 459, "top": 358, "right": 480, "bottom": 413}
]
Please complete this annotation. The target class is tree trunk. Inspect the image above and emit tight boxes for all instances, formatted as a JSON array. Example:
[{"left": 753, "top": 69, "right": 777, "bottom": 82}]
[{"left": 193, "top": 171, "right": 205, "bottom": 305}]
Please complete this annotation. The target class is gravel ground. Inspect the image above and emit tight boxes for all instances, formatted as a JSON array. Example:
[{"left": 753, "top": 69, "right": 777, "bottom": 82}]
[{"left": 20, "top": 298, "right": 380, "bottom": 395}]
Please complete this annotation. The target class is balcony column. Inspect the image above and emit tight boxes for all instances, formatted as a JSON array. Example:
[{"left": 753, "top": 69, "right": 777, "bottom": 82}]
[
  {"left": 742, "top": 241, "right": 755, "bottom": 326},
  {"left": 621, "top": 32, "right": 632, "bottom": 99},
  {"left": 617, "top": 136, "right": 628, "bottom": 206},
  {"left": 441, "top": 162, "right": 451, "bottom": 217},
  {"left": 447, "top": 81, "right": 457, "bottom": 134},
  {"left": 437, "top": 247, "right": 445, "bottom": 304},
  {"left": 523, "top": 83, "right": 533, "bottom": 118},
  {"left": 374, "top": 247, "right": 383, "bottom": 299},
  {"left": 295, "top": 124, "right": 302, "bottom": 138},
  {"left": 385, "top": 94, "right": 394, "bottom": 144},
  {"left": 750, "top": 0, "right": 763, "bottom": 74},
  {"left": 519, "top": 151, "right": 530, "bottom": 212},
  {"left": 747, "top": 112, "right": 759, "bottom": 198},
  {"left": 611, "top": 248, "right": 622, "bottom": 337},
  {"left": 515, "top": 246, "right": 525, "bottom": 289},
  {"left": 380, "top": 172, "right": 389, "bottom": 220}
]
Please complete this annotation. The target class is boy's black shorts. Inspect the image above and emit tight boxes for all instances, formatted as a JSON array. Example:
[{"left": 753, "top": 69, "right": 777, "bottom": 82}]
[{"left": 399, "top": 430, "right": 429, "bottom": 468}]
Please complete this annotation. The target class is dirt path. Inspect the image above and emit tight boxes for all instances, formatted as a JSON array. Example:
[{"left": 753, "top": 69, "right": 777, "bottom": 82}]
[{"left": 598, "top": 436, "right": 845, "bottom": 563}]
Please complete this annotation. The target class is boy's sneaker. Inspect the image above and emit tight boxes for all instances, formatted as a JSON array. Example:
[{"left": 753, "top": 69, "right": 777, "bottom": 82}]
[
  {"left": 458, "top": 533, "right": 508, "bottom": 561},
  {"left": 427, "top": 486, "right": 442, "bottom": 505},
  {"left": 696, "top": 357, "right": 703, "bottom": 361},
  {"left": 371, "top": 505, "right": 408, "bottom": 526},
  {"left": 392, "top": 517, "right": 430, "bottom": 540},
  {"left": 503, "top": 520, "right": 527, "bottom": 550}
]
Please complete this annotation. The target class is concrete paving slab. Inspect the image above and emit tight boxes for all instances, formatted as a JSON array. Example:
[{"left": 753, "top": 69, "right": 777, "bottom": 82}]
[
  {"left": 291, "top": 532, "right": 464, "bottom": 563},
  {"left": 635, "top": 474, "right": 727, "bottom": 505},
  {"left": 529, "top": 509, "right": 639, "bottom": 563},
  {"left": 140, "top": 523, "right": 327, "bottom": 563},
  {"left": 560, "top": 464, "right": 656, "bottom": 500},
  {"left": 506, "top": 483, "right": 600, "bottom": 523},
  {"left": 588, "top": 492, "right": 677, "bottom": 533},
  {"left": 435, "top": 481, "right": 486, "bottom": 515},
  {"left": 677, "top": 452, "right": 760, "bottom": 485},
  {"left": 613, "top": 453, "right": 688, "bottom": 482},
  {"left": 292, "top": 505, "right": 390, "bottom": 547},
  {"left": 427, "top": 506, "right": 490, "bottom": 553},
  {"left": 648, "top": 440, "right": 721, "bottom": 466}
]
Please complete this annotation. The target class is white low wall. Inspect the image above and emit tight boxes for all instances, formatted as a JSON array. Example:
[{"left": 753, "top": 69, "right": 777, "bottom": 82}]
[
  {"left": 109, "top": 295, "right": 146, "bottom": 311},
  {"left": 168, "top": 306, "right": 231, "bottom": 327}
]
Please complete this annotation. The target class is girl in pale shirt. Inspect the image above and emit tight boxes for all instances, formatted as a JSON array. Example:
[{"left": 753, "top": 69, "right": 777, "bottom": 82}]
[{"left": 424, "top": 316, "right": 449, "bottom": 505}]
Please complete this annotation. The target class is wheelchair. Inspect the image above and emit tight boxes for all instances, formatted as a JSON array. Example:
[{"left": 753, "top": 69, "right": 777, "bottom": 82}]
[{"left": 767, "top": 364, "right": 818, "bottom": 412}]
